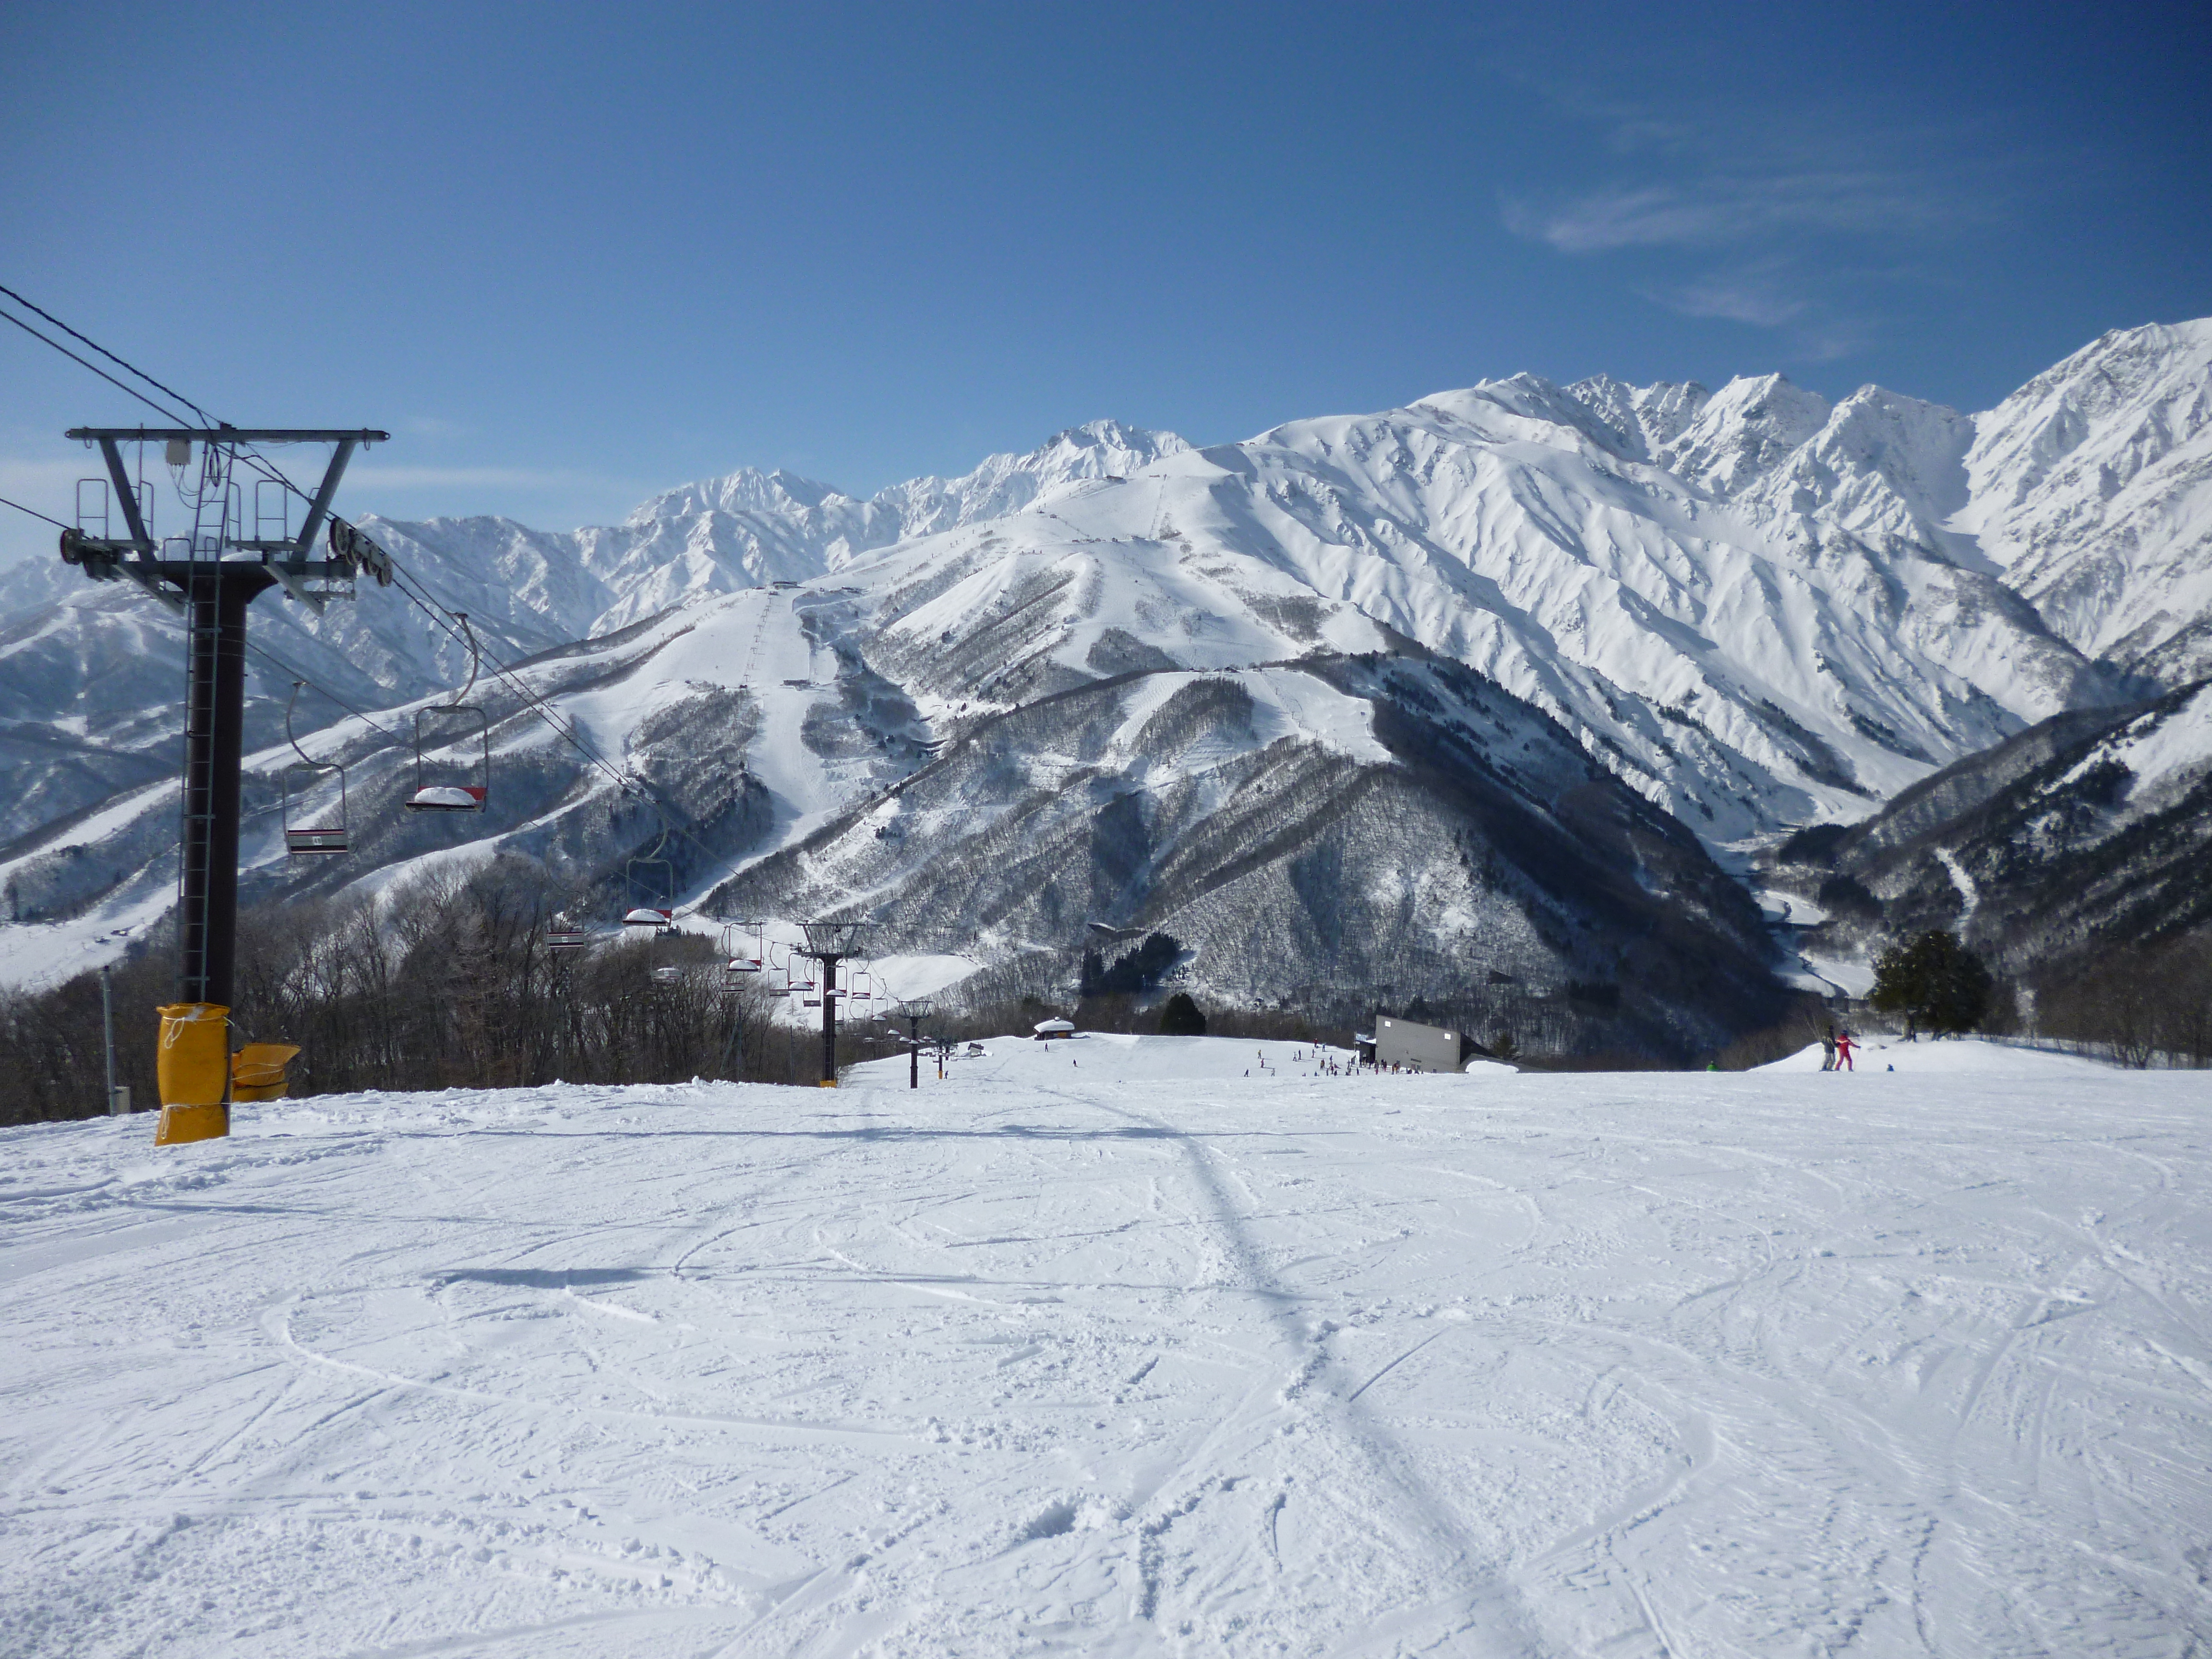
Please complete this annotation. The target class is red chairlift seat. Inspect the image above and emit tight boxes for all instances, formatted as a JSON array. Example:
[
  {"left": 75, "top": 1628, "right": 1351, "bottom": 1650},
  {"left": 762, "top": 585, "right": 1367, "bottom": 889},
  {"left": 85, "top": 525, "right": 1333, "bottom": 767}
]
[{"left": 624, "top": 906, "right": 673, "bottom": 928}]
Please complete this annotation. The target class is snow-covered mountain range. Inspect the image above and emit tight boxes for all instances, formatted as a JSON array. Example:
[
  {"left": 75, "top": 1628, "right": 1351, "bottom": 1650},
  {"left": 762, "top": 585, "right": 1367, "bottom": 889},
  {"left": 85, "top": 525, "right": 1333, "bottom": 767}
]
[{"left": 3, "top": 321, "right": 2206, "bottom": 1033}]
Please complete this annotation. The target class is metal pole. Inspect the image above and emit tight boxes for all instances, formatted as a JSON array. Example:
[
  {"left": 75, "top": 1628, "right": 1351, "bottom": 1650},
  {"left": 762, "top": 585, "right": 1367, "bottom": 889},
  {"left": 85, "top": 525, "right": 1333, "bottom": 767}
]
[
  {"left": 180, "top": 572, "right": 261, "bottom": 1007},
  {"left": 820, "top": 955, "right": 838, "bottom": 1086},
  {"left": 909, "top": 1016, "right": 920, "bottom": 1089},
  {"left": 101, "top": 964, "right": 119, "bottom": 1113}
]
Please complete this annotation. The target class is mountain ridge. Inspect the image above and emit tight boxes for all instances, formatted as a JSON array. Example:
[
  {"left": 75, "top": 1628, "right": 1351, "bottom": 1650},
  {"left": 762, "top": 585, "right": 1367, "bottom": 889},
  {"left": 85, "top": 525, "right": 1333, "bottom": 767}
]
[{"left": 2, "top": 322, "right": 2207, "bottom": 1023}]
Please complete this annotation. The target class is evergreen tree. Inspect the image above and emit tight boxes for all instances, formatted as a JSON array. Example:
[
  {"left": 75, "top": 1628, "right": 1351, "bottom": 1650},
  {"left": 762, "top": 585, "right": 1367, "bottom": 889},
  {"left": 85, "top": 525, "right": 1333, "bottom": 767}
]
[
  {"left": 1870, "top": 930, "right": 1993, "bottom": 1037},
  {"left": 1158, "top": 993, "right": 1207, "bottom": 1036}
]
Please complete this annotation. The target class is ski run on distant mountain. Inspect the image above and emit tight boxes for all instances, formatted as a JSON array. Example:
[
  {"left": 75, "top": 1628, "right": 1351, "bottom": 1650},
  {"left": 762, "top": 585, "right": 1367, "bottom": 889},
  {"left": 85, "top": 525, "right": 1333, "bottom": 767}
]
[{"left": 3, "top": 321, "right": 2208, "bottom": 1040}]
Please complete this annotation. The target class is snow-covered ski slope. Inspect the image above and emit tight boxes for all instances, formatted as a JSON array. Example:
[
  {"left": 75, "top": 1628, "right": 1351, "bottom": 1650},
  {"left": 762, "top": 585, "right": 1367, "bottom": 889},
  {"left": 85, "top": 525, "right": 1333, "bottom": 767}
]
[{"left": 5, "top": 1037, "right": 2205, "bottom": 1656}]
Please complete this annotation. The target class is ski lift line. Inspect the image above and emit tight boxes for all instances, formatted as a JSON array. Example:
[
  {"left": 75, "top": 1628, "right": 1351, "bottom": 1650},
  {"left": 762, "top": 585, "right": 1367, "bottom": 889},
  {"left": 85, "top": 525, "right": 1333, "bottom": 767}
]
[
  {"left": 9, "top": 289, "right": 736, "bottom": 911},
  {"left": 372, "top": 554, "right": 769, "bottom": 914},
  {"left": 0, "top": 288, "right": 351, "bottom": 525},
  {"left": 4, "top": 284, "right": 636, "bottom": 805},
  {"left": 0, "top": 288, "right": 367, "bottom": 544},
  {"left": 0, "top": 283, "right": 216, "bottom": 426},
  {"left": 377, "top": 561, "right": 631, "bottom": 793}
]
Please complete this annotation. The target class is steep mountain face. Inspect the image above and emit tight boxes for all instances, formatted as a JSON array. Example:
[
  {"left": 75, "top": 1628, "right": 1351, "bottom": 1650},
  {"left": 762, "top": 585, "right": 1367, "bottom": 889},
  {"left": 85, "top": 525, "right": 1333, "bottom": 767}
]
[
  {"left": 1775, "top": 677, "right": 2212, "bottom": 972},
  {"left": 1955, "top": 321, "right": 2212, "bottom": 684},
  {"left": 717, "top": 651, "right": 1782, "bottom": 1053}
]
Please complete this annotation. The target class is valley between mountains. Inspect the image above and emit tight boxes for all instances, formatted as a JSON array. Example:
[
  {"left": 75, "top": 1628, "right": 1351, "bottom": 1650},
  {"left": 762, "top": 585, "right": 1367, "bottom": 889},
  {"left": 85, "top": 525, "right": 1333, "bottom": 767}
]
[{"left": 2, "top": 320, "right": 2207, "bottom": 1050}]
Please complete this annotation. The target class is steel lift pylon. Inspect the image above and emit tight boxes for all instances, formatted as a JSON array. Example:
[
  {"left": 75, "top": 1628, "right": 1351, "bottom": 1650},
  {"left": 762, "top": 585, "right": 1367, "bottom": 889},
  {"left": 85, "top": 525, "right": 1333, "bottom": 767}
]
[{"left": 59, "top": 426, "right": 393, "bottom": 1144}]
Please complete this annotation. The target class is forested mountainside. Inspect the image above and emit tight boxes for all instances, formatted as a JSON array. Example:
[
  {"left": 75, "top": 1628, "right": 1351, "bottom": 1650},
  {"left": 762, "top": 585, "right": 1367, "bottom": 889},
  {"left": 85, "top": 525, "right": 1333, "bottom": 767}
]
[{"left": 1773, "top": 676, "right": 2212, "bottom": 974}]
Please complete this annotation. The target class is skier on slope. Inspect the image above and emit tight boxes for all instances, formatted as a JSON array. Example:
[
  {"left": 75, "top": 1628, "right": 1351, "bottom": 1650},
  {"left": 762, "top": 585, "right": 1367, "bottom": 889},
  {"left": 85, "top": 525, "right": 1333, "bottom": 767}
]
[
  {"left": 1835, "top": 1029, "right": 1857, "bottom": 1072},
  {"left": 1820, "top": 1026, "right": 1838, "bottom": 1071}
]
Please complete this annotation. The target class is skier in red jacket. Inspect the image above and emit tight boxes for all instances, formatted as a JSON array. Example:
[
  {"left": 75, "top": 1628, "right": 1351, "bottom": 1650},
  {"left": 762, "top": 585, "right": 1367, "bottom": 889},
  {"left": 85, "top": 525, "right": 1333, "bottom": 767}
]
[{"left": 1835, "top": 1029, "right": 1857, "bottom": 1071}]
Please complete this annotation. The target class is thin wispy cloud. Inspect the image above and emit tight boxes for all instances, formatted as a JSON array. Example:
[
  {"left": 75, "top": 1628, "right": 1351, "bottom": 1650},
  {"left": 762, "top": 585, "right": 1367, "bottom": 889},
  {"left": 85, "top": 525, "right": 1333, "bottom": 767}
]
[
  {"left": 1508, "top": 170, "right": 1969, "bottom": 255},
  {"left": 1637, "top": 269, "right": 1868, "bottom": 362},
  {"left": 1642, "top": 266, "right": 1807, "bottom": 329},
  {"left": 1504, "top": 91, "right": 2027, "bottom": 362}
]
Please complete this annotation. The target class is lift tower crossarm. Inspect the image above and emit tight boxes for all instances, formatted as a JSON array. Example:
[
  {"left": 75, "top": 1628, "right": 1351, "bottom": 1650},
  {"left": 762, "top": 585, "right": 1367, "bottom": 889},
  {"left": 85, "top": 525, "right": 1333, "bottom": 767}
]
[
  {"left": 61, "top": 429, "right": 393, "bottom": 609},
  {"left": 65, "top": 427, "right": 391, "bottom": 444},
  {"left": 65, "top": 427, "right": 388, "bottom": 559}
]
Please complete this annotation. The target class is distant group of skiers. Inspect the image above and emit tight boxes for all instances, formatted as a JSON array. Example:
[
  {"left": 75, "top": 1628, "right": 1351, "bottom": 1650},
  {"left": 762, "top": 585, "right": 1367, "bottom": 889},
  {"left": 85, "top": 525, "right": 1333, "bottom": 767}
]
[
  {"left": 1240, "top": 1047, "right": 1408, "bottom": 1078},
  {"left": 1819, "top": 1026, "right": 1858, "bottom": 1071}
]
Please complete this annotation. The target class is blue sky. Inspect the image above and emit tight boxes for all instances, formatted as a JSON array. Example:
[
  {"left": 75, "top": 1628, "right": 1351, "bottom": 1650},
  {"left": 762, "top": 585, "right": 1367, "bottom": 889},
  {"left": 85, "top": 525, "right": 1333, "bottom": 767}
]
[{"left": 3, "top": 0, "right": 2207, "bottom": 563}]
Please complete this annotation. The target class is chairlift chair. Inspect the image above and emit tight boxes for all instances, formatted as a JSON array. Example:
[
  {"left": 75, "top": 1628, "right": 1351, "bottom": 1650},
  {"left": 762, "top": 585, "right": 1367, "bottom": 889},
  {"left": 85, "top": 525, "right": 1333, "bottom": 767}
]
[
  {"left": 719, "top": 921, "right": 764, "bottom": 980},
  {"left": 280, "top": 683, "right": 350, "bottom": 854},
  {"left": 406, "top": 614, "right": 490, "bottom": 812},
  {"left": 780, "top": 949, "right": 817, "bottom": 993},
  {"left": 624, "top": 811, "right": 677, "bottom": 932},
  {"left": 548, "top": 913, "right": 589, "bottom": 952}
]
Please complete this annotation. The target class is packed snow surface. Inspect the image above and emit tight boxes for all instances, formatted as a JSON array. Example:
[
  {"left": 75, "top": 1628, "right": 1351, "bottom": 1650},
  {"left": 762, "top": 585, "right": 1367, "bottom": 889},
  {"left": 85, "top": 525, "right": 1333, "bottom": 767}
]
[{"left": 4, "top": 1037, "right": 2208, "bottom": 1656}]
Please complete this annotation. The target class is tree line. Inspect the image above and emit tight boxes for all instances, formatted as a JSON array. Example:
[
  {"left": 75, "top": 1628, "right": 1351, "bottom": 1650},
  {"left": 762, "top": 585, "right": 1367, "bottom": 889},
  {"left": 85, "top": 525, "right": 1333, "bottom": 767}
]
[{"left": 0, "top": 857, "right": 855, "bottom": 1127}]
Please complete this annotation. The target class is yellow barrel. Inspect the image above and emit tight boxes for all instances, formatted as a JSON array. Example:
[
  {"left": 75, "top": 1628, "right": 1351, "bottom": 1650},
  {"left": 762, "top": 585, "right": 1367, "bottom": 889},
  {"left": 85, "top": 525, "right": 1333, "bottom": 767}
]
[
  {"left": 155, "top": 1002, "right": 230, "bottom": 1145},
  {"left": 231, "top": 1043, "right": 301, "bottom": 1103}
]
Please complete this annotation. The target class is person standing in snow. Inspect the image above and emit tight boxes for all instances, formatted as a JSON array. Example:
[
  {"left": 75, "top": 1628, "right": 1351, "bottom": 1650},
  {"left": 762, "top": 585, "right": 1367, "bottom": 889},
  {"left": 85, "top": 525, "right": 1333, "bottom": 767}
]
[
  {"left": 1821, "top": 1026, "right": 1837, "bottom": 1071},
  {"left": 1835, "top": 1029, "right": 1856, "bottom": 1072}
]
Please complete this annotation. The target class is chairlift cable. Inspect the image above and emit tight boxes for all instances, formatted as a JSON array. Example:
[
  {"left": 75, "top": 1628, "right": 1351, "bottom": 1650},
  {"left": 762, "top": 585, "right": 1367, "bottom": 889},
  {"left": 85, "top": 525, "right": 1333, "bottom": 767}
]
[
  {"left": 126, "top": 604, "right": 403, "bottom": 741},
  {"left": 0, "top": 307, "right": 196, "bottom": 428},
  {"left": 0, "top": 492, "right": 70, "bottom": 529},
  {"left": 0, "top": 283, "right": 216, "bottom": 424}
]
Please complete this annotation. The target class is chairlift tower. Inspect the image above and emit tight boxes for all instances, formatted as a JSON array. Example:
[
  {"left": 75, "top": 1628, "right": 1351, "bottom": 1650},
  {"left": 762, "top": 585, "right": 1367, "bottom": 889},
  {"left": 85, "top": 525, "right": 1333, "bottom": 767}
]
[
  {"left": 58, "top": 426, "right": 393, "bottom": 1143},
  {"left": 892, "top": 996, "right": 934, "bottom": 1090},
  {"left": 795, "top": 919, "right": 870, "bottom": 1087}
]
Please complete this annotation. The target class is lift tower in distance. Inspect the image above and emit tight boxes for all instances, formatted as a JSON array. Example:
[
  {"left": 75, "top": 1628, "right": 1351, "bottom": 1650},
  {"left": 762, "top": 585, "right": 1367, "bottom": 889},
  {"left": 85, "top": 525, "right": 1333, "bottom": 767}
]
[
  {"left": 795, "top": 920, "right": 871, "bottom": 1086},
  {"left": 58, "top": 426, "right": 393, "bottom": 1145},
  {"left": 892, "top": 997, "right": 934, "bottom": 1090}
]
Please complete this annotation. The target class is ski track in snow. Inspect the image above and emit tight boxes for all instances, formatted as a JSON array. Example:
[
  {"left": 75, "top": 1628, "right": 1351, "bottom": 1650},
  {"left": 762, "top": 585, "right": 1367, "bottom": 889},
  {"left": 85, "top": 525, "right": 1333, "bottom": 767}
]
[{"left": 2, "top": 1037, "right": 2209, "bottom": 1657}]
